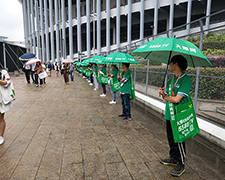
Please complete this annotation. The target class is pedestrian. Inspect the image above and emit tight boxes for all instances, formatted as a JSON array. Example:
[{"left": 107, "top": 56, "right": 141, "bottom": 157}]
[
  {"left": 60, "top": 63, "right": 64, "bottom": 75},
  {"left": 93, "top": 63, "right": 99, "bottom": 90},
  {"left": 47, "top": 62, "right": 52, "bottom": 77},
  {"left": 63, "top": 63, "right": 70, "bottom": 84},
  {"left": 30, "top": 63, "right": 36, "bottom": 83},
  {"left": 99, "top": 64, "right": 107, "bottom": 97},
  {"left": 23, "top": 61, "right": 31, "bottom": 84},
  {"left": 41, "top": 62, "right": 46, "bottom": 84},
  {"left": 158, "top": 55, "right": 192, "bottom": 177},
  {"left": 108, "top": 64, "right": 118, "bottom": 104},
  {"left": 69, "top": 62, "right": 75, "bottom": 81},
  {"left": 0, "top": 68, "right": 14, "bottom": 145},
  {"left": 55, "top": 62, "right": 60, "bottom": 77},
  {"left": 88, "top": 63, "right": 94, "bottom": 86},
  {"left": 34, "top": 61, "right": 43, "bottom": 87},
  {"left": 118, "top": 63, "right": 132, "bottom": 120}
]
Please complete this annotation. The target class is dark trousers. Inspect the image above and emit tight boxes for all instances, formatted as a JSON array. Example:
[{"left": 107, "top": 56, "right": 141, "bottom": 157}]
[
  {"left": 35, "top": 74, "right": 43, "bottom": 85},
  {"left": 121, "top": 94, "right": 131, "bottom": 118},
  {"left": 25, "top": 70, "right": 31, "bottom": 83},
  {"left": 31, "top": 71, "right": 35, "bottom": 83},
  {"left": 166, "top": 120, "right": 186, "bottom": 165},
  {"left": 102, "top": 84, "right": 106, "bottom": 94},
  {"left": 90, "top": 74, "right": 93, "bottom": 83}
]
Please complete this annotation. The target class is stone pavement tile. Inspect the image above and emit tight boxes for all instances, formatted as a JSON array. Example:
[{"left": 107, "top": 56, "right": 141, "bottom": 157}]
[
  {"left": 105, "top": 162, "right": 132, "bottom": 180},
  {"left": 60, "top": 162, "right": 84, "bottom": 180},
  {"left": 0, "top": 156, "right": 21, "bottom": 179},
  {"left": 84, "top": 160, "right": 108, "bottom": 179},
  {"left": 131, "top": 173, "right": 157, "bottom": 180},
  {"left": 10, "top": 165, "right": 38, "bottom": 180},
  {"left": 124, "top": 159, "right": 152, "bottom": 175},
  {"left": 35, "top": 153, "right": 62, "bottom": 179},
  {"left": 145, "top": 161, "right": 175, "bottom": 180},
  {"left": 90, "top": 117, "right": 104, "bottom": 125}
]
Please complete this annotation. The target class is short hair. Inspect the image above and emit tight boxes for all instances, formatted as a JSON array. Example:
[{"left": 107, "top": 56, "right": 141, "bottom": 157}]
[
  {"left": 122, "top": 63, "right": 130, "bottom": 68},
  {"left": 170, "top": 55, "right": 187, "bottom": 71}
]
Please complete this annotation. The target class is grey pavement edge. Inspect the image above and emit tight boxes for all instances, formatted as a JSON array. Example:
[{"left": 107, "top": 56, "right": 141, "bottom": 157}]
[{"left": 0, "top": 72, "right": 224, "bottom": 180}]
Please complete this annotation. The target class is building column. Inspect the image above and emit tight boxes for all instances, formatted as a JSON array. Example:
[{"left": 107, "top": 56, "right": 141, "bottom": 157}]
[
  {"left": 49, "top": 0, "right": 55, "bottom": 63},
  {"left": 106, "top": 0, "right": 110, "bottom": 54},
  {"left": 206, "top": 0, "right": 212, "bottom": 31},
  {"left": 39, "top": 0, "right": 45, "bottom": 63},
  {"left": 55, "top": 0, "right": 60, "bottom": 63},
  {"left": 68, "top": 0, "right": 73, "bottom": 60},
  {"left": 186, "top": 0, "right": 192, "bottom": 35},
  {"left": 116, "top": 0, "right": 121, "bottom": 52},
  {"left": 35, "top": 0, "right": 41, "bottom": 59},
  {"left": 97, "top": 0, "right": 101, "bottom": 55},
  {"left": 169, "top": 0, "right": 174, "bottom": 37},
  {"left": 154, "top": 0, "right": 158, "bottom": 36},
  {"left": 77, "top": 0, "right": 82, "bottom": 61},
  {"left": 86, "top": 0, "right": 91, "bottom": 57},
  {"left": 30, "top": 0, "right": 36, "bottom": 54},
  {"left": 44, "top": 0, "right": 50, "bottom": 63},
  {"left": 61, "top": 0, "right": 66, "bottom": 59},
  {"left": 22, "top": 0, "right": 28, "bottom": 51},
  {"left": 127, "top": 0, "right": 132, "bottom": 51},
  {"left": 26, "top": 0, "right": 32, "bottom": 52},
  {"left": 140, "top": 0, "right": 145, "bottom": 45}
]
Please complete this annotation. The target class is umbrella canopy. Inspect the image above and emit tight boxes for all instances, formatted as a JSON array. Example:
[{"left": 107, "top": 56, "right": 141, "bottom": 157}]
[
  {"left": 132, "top": 37, "right": 212, "bottom": 67},
  {"left": 62, "top": 59, "right": 74, "bottom": 63},
  {"left": 19, "top": 53, "right": 36, "bottom": 61},
  {"left": 89, "top": 55, "right": 107, "bottom": 64},
  {"left": 105, "top": 52, "right": 139, "bottom": 64},
  {"left": 25, "top": 59, "right": 41, "bottom": 65}
]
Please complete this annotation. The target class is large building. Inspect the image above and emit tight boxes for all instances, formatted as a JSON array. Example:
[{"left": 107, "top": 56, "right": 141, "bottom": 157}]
[{"left": 19, "top": 0, "right": 224, "bottom": 63}]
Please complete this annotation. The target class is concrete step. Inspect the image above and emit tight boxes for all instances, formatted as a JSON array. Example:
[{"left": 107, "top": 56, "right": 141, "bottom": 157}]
[
  {"left": 197, "top": 111, "right": 225, "bottom": 128},
  {"left": 217, "top": 107, "right": 225, "bottom": 115}
]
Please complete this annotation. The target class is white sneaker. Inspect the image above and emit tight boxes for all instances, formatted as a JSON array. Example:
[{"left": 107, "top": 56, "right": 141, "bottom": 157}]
[
  {"left": 94, "top": 88, "right": 98, "bottom": 90},
  {"left": 88, "top": 80, "right": 91, "bottom": 82},
  {"left": 0, "top": 136, "right": 5, "bottom": 145},
  {"left": 109, "top": 100, "right": 116, "bottom": 104},
  {"left": 100, "top": 94, "right": 106, "bottom": 97},
  {"left": 89, "top": 83, "right": 93, "bottom": 86}
]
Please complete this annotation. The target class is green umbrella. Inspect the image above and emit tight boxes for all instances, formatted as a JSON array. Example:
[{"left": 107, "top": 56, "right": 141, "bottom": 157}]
[
  {"left": 88, "top": 55, "right": 107, "bottom": 64},
  {"left": 132, "top": 37, "right": 212, "bottom": 67},
  {"left": 105, "top": 52, "right": 139, "bottom": 64}
]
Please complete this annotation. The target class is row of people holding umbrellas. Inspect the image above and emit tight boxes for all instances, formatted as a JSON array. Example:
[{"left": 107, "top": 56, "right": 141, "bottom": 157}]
[
  {"left": 19, "top": 37, "right": 212, "bottom": 177},
  {"left": 74, "top": 37, "right": 212, "bottom": 177}
]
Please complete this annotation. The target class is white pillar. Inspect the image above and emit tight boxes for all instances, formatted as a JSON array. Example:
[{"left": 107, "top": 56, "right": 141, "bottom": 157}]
[
  {"left": 97, "top": 0, "right": 101, "bottom": 55},
  {"left": 106, "top": 0, "right": 110, "bottom": 54},
  {"left": 68, "top": 0, "right": 73, "bottom": 60},
  {"left": 30, "top": 0, "right": 36, "bottom": 54},
  {"left": 86, "top": 0, "right": 91, "bottom": 57},
  {"left": 127, "top": 0, "right": 132, "bottom": 51},
  {"left": 55, "top": 0, "right": 60, "bottom": 63},
  {"left": 39, "top": 0, "right": 45, "bottom": 63},
  {"left": 116, "top": 0, "right": 121, "bottom": 52},
  {"left": 154, "top": 0, "right": 158, "bottom": 36},
  {"left": 169, "top": 0, "right": 174, "bottom": 37},
  {"left": 206, "top": 0, "right": 212, "bottom": 31},
  {"left": 49, "top": 0, "right": 55, "bottom": 62},
  {"left": 186, "top": 0, "right": 192, "bottom": 35},
  {"left": 22, "top": 0, "right": 28, "bottom": 51},
  {"left": 35, "top": 0, "right": 41, "bottom": 59},
  {"left": 61, "top": 0, "right": 67, "bottom": 58},
  {"left": 140, "top": 0, "right": 145, "bottom": 45},
  {"left": 26, "top": 0, "right": 32, "bottom": 52},
  {"left": 77, "top": 0, "right": 82, "bottom": 61},
  {"left": 44, "top": 0, "right": 50, "bottom": 63}
]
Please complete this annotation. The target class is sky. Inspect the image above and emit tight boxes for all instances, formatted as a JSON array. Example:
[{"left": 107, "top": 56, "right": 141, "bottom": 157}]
[{"left": 0, "top": 0, "right": 24, "bottom": 42}]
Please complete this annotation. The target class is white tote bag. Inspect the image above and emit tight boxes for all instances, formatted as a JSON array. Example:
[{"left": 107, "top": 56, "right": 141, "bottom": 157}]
[
  {"left": 38, "top": 71, "right": 48, "bottom": 79},
  {"left": 0, "top": 82, "right": 16, "bottom": 104}
]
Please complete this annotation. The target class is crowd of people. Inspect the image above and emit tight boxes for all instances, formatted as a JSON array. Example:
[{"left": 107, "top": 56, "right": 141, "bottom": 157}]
[{"left": 23, "top": 62, "right": 75, "bottom": 86}]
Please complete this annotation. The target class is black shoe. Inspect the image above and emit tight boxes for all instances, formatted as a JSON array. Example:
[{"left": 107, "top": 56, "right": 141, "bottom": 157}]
[
  {"left": 118, "top": 114, "right": 126, "bottom": 117},
  {"left": 160, "top": 157, "right": 178, "bottom": 166},
  {"left": 171, "top": 162, "right": 185, "bottom": 177},
  {"left": 123, "top": 117, "right": 131, "bottom": 120}
]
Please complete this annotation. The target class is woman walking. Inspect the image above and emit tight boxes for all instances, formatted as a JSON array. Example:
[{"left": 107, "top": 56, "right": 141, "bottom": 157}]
[
  {"left": 34, "top": 61, "right": 43, "bottom": 87},
  {"left": 63, "top": 63, "right": 70, "bottom": 84}
]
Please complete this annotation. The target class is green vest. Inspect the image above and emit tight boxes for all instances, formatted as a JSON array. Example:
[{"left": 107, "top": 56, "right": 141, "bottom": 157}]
[{"left": 119, "top": 69, "right": 132, "bottom": 94}]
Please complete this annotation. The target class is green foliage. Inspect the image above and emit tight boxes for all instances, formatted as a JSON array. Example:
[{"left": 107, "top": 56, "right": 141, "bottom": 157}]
[{"left": 133, "top": 67, "right": 225, "bottom": 100}]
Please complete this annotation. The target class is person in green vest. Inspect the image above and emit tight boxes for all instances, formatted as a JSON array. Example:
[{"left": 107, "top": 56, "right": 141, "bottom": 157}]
[
  {"left": 93, "top": 63, "right": 99, "bottom": 90},
  {"left": 118, "top": 63, "right": 132, "bottom": 120},
  {"left": 99, "top": 64, "right": 107, "bottom": 97},
  {"left": 158, "top": 55, "right": 192, "bottom": 177},
  {"left": 108, "top": 65, "right": 118, "bottom": 104}
]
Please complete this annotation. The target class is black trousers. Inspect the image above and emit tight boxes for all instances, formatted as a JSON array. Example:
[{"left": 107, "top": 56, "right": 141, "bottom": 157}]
[
  {"left": 90, "top": 74, "right": 93, "bottom": 83},
  {"left": 166, "top": 120, "right": 186, "bottom": 165},
  {"left": 102, "top": 84, "right": 106, "bottom": 94},
  {"left": 25, "top": 70, "right": 31, "bottom": 83}
]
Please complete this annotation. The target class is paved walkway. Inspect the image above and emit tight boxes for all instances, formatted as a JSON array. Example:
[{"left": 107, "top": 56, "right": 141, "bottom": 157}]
[{"left": 0, "top": 72, "right": 225, "bottom": 180}]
